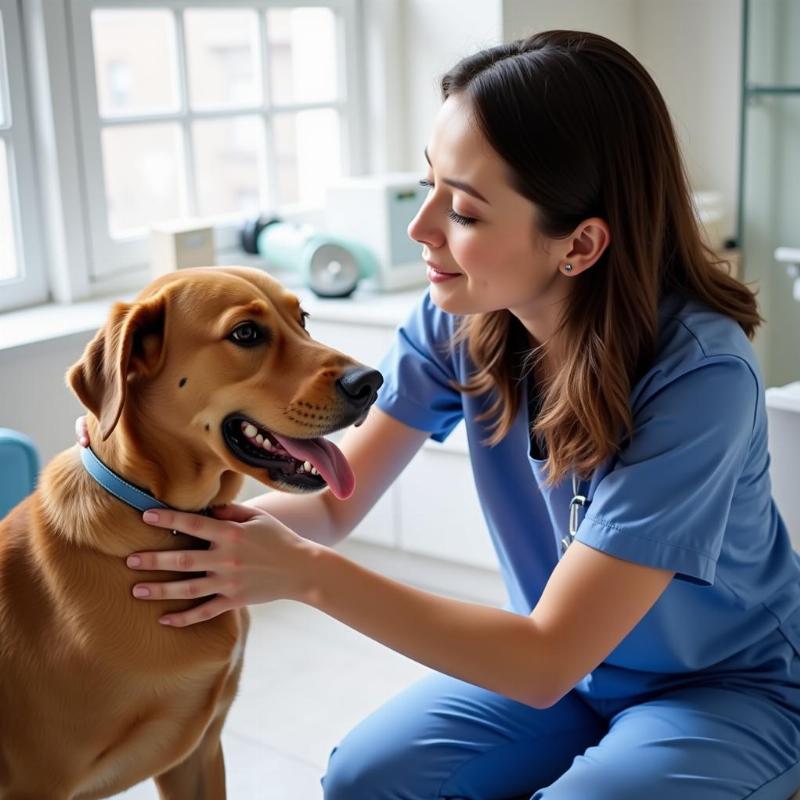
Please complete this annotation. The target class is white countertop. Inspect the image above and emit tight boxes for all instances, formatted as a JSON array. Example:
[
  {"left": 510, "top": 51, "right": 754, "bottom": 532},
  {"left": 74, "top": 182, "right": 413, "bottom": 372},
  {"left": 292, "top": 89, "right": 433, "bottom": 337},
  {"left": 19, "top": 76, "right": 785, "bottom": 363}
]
[{"left": 293, "top": 283, "right": 426, "bottom": 327}]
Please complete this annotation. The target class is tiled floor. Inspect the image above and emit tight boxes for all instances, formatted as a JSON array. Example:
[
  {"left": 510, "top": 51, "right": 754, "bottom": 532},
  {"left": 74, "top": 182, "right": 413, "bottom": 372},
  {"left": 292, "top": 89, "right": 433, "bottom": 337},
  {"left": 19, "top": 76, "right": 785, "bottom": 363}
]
[{"left": 112, "top": 597, "right": 430, "bottom": 800}]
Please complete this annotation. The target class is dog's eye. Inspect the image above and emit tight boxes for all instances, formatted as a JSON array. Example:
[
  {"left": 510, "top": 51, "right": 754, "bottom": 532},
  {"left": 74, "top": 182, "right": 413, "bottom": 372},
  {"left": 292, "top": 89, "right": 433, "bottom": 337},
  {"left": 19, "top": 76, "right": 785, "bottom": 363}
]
[
  {"left": 300, "top": 310, "right": 310, "bottom": 330},
  {"left": 229, "top": 322, "right": 264, "bottom": 347}
]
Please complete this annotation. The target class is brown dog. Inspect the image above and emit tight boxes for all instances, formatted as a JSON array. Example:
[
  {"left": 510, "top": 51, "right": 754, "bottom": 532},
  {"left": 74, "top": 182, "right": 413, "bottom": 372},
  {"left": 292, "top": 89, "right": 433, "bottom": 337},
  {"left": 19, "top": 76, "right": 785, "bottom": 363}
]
[{"left": 0, "top": 266, "right": 381, "bottom": 799}]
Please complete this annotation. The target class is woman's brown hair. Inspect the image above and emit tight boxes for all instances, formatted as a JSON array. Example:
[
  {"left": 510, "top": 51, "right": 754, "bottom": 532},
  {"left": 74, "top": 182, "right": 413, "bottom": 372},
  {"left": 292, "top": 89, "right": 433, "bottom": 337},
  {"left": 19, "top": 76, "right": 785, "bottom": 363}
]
[{"left": 440, "top": 30, "right": 762, "bottom": 486}]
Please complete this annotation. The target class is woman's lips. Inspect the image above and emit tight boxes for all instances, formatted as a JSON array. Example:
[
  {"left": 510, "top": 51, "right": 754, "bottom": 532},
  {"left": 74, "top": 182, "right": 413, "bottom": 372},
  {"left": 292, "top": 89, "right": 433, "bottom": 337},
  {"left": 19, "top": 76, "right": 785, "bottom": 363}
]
[{"left": 426, "top": 262, "right": 463, "bottom": 283}]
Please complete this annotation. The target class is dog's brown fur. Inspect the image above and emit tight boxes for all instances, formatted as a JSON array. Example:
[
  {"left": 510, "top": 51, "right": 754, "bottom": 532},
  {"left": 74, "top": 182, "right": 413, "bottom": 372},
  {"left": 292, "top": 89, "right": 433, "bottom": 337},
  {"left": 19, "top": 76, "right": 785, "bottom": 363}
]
[{"left": 0, "top": 267, "right": 370, "bottom": 799}]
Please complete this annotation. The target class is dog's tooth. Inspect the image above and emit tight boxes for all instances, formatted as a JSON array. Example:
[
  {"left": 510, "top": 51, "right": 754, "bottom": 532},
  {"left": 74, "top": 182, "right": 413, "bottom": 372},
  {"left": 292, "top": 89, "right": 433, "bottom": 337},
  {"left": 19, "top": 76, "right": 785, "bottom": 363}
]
[
  {"left": 263, "top": 439, "right": 273, "bottom": 450},
  {"left": 311, "top": 467, "right": 319, "bottom": 476},
  {"left": 243, "top": 423, "right": 258, "bottom": 438},
  {"left": 303, "top": 461, "right": 312, "bottom": 472},
  {"left": 255, "top": 434, "right": 264, "bottom": 444}
]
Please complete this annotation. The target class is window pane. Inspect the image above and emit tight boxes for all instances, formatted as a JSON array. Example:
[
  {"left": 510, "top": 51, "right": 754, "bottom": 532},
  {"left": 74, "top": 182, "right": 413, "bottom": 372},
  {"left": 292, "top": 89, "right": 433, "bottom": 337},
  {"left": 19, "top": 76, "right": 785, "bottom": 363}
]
[
  {"left": 92, "top": 9, "right": 179, "bottom": 117},
  {"left": 267, "top": 8, "right": 338, "bottom": 105},
  {"left": 101, "top": 124, "right": 185, "bottom": 237},
  {"left": 185, "top": 9, "right": 262, "bottom": 110},
  {"left": 192, "top": 116, "right": 266, "bottom": 218},
  {"left": 0, "top": 139, "right": 19, "bottom": 281},
  {"left": 273, "top": 108, "right": 341, "bottom": 206}
]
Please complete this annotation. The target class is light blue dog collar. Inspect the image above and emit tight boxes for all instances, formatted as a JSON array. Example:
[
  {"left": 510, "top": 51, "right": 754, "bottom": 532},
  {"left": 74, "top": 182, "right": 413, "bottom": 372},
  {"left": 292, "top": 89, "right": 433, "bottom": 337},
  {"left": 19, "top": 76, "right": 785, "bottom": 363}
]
[{"left": 80, "top": 445, "right": 171, "bottom": 513}]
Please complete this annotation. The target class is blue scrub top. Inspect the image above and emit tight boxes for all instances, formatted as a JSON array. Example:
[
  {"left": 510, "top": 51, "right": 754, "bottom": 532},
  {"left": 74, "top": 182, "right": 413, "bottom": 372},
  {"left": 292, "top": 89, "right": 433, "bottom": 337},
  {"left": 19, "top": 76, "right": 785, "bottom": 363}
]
[{"left": 375, "top": 289, "right": 800, "bottom": 703}]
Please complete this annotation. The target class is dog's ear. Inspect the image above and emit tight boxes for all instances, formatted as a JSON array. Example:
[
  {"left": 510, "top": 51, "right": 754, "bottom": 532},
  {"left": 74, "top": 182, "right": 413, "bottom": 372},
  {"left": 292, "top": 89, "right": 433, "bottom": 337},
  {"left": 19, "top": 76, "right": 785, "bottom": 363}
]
[{"left": 67, "top": 293, "right": 168, "bottom": 441}]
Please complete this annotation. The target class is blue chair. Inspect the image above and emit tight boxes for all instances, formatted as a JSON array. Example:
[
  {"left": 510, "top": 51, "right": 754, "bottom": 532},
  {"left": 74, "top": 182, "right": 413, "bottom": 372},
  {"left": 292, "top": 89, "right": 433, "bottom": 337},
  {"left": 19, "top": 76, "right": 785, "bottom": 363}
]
[{"left": 0, "top": 428, "right": 40, "bottom": 518}]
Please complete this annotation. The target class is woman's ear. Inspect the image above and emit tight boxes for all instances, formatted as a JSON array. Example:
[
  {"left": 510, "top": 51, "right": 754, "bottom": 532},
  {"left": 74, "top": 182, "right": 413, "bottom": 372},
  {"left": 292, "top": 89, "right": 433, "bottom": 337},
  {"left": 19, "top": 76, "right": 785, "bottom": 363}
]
[
  {"left": 564, "top": 217, "right": 612, "bottom": 272},
  {"left": 66, "top": 293, "right": 168, "bottom": 441}
]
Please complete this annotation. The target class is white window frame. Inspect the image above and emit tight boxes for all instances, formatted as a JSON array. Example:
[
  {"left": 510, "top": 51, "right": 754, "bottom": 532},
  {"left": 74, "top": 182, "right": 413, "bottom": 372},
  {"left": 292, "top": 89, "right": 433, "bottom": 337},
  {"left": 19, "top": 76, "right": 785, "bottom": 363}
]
[
  {"left": 68, "top": 0, "right": 366, "bottom": 281},
  {"left": 0, "top": 0, "right": 48, "bottom": 312}
]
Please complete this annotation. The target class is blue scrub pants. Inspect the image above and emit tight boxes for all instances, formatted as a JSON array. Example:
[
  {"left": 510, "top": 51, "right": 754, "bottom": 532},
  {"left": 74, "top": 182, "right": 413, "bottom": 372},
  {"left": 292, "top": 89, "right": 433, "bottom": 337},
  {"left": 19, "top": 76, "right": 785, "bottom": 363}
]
[{"left": 321, "top": 671, "right": 800, "bottom": 799}]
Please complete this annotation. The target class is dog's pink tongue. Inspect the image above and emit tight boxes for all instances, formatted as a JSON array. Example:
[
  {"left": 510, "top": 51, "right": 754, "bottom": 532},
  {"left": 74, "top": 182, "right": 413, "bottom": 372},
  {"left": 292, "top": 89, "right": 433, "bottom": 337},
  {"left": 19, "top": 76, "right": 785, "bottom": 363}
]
[{"left": 271, "top": 434, "right": 355, "bottom": 500}]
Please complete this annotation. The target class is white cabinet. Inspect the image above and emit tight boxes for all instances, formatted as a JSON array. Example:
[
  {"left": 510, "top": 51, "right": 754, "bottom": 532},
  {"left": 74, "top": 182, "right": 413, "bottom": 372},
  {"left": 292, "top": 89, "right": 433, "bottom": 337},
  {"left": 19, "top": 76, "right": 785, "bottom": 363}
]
[
  {"left": 397, "top": 444, "right": 496, "bottom": 569},
  {"left": 766, "top": 382, "right": 800, "bottom": 549},
  {"left": 306, "top": 318, "right": 395, "bottom": 377},
  {"left": 294, "top": 289, "right": 499, "bottom": 573}
]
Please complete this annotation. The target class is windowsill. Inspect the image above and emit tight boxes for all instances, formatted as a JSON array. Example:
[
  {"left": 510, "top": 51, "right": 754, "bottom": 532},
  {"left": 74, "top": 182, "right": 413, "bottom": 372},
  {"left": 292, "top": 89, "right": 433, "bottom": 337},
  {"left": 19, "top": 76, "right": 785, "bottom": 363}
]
[
  {"left": 0, "top": 260, "right": 428, "bottom": 357},
  {"left": 0, "top": 292, "right": 140, "bottom": 355}
]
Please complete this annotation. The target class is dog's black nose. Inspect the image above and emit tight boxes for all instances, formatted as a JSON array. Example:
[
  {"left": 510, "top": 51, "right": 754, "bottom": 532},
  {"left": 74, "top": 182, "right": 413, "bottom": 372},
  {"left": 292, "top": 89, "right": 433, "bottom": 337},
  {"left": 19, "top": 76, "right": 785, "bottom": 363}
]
[{"left": 336, "top": 367, "right": 384, "bottom": 411}]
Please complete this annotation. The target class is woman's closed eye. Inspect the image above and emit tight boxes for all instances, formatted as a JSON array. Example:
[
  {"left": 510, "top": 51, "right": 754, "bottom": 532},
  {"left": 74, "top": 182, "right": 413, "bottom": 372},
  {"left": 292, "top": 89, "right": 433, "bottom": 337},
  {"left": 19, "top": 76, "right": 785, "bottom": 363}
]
[
  {"left": 419, "top": 179, "right": 478, "bottom": 226},
  {"left": 447, "top": 209, "right": 477, "bottom": 227}
]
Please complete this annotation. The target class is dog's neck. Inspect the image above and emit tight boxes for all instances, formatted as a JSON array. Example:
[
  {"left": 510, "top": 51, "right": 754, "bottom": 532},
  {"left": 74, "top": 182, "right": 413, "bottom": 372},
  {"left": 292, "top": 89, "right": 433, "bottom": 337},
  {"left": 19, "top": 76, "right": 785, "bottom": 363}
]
[
  {"left": 37, "top": 415, "right": 244, "bottom": 556},
  {"left": 84, "top": 414, "right": 243, "bottom": 515}
]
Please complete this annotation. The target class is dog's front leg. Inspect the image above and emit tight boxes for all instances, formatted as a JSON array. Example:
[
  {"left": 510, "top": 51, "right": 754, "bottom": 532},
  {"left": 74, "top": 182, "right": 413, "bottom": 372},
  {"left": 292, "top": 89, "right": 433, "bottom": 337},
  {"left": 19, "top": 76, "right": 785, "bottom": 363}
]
[{"left": 154, "top": 718, "right": 226, "bottom": 800}]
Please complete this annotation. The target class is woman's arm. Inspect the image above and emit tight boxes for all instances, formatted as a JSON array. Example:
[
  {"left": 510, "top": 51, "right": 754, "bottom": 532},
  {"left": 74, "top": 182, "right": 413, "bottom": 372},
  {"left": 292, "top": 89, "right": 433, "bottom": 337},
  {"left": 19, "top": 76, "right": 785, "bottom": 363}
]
[
  {"left": 304, "top": 539, "right": 673, "bottom": 709},
  {"left": 129, "top": 502, "right": 673, "bottom": 709}
]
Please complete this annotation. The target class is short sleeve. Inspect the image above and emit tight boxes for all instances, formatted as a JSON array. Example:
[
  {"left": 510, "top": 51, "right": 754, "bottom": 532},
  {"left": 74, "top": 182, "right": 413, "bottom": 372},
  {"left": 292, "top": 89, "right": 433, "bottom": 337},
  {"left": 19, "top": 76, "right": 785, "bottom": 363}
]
[
  {"left": 575, "top": 357, "right": 758, "bottom": 586},
  {"left": 375, "top": 291, "right": 463, "bottom": 443}
]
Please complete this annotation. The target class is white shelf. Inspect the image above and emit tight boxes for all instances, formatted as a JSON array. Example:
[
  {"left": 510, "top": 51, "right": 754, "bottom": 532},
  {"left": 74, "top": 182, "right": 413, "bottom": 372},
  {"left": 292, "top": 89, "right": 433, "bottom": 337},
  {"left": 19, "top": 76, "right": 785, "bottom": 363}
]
[
  {"left": 766, "top": 382, "right": 800, "bottom": 414},
  {"left": 775, "top": 247, "right": 800, "bottom": 264}
]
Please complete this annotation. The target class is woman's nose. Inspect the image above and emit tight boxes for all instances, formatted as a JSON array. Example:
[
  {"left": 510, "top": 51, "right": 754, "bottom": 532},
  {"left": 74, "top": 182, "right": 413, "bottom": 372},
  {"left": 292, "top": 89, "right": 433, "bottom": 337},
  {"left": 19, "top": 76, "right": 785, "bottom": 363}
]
[{"left": 407, "top": 199, "right": 445, "bottom": 250}]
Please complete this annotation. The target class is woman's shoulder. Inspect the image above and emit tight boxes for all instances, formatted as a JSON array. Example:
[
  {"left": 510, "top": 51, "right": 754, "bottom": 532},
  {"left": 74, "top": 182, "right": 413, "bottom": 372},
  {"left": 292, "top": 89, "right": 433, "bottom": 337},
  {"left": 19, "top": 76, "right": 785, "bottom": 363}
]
[
  {"left": 398, "top": 289, "right": 464, "bottom": 364},
  {"left": 659, "top": 290, "right": 755, "bottom": 362},
  {"left": 402, "top": 289, "right": 457, "bottom": 336},
  {"left": 631, "top": 290, "right": 762, "bottom": 410}
]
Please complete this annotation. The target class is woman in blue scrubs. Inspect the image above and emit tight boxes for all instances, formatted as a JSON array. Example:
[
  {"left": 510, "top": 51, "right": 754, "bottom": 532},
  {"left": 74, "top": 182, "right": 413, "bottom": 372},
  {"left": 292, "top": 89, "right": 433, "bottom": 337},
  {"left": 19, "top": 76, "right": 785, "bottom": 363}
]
[{"left": 92, "top": 30, "right": 800, "bottom": 799}]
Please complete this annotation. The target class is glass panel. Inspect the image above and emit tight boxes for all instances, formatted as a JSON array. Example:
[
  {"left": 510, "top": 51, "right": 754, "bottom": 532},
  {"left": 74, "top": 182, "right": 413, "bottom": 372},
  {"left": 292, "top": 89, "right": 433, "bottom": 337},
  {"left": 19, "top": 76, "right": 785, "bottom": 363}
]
[
  {"left": 0, "top": 139, "right": 19, "bottom": 281},
  {"left": 92, "top": 9, "right": 179, "bottom": 117},
  {"left": 267, "top": 8, "right": 338, "bottom": 105},
  {"left": 742, "top": 94, "right": 800, "bottom": 384},
  {"left": 101, "top": 123, "right": 185, "bottom": 237},
  {"left": 184, "top": 9, "right": 262, "bottom": 110},
  {"left": 0, "top": 12, "right": 6, "bottom": 128},
  {"left": 273, "top": 108, "right": 341, "bottom": 206},
  {"left": 192, "top": 116, "right": 266, "bottom": 218},
  {"left": 746, "top": 0, "right": 800, "bottom": 88}
]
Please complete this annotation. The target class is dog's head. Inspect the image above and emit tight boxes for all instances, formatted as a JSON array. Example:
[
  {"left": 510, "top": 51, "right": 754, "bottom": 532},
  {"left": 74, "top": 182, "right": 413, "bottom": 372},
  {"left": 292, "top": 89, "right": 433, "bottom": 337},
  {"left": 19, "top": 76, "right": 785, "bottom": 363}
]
[{"left": 66, "top": 266, "right": 382, "bottom": 500}]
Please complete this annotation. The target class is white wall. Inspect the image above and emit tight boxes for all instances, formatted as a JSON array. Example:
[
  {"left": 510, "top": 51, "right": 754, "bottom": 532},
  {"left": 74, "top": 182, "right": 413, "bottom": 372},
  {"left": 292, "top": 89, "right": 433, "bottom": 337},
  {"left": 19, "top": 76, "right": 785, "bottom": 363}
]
[
  {"left": 402, "top": 0, "right": 503, "bottom": 174},
  {"left": 502, "top": 0, "right": 741, "bottom": 240},
  {"left": 634, "top": 0, "right": 742, "bottom": 242},
  {"left": 0, "top": 335, "right": 91, "bottom": 465},
  {"left": 503, "top": 0, "right": 637, "bottom": 50}
]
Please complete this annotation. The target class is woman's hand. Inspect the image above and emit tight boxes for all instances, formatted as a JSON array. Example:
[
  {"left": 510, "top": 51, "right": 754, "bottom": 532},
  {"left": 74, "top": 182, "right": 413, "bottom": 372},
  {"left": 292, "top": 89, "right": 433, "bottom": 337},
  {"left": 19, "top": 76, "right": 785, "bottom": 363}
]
[
  {"left": 127, "top": 503, "right": 323, "bottom": 627},
  {"left": 75, "top": 415, "right": 89, "bottom": 447}
]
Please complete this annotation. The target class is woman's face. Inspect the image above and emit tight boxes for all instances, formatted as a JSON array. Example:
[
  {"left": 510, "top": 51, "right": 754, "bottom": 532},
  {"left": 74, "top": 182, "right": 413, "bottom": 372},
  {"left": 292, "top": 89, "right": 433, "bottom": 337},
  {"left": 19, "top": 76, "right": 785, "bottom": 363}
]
[{"left": 408, "top": 93, "right": 574, "bottom": 341}]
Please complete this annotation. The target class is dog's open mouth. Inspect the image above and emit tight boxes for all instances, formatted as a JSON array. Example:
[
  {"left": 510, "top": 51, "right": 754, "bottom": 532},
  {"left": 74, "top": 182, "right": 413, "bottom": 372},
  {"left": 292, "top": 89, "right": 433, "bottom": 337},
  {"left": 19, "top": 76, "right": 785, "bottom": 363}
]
[{"left": 222, "top": 413, "right": 355, "bottom": 500}]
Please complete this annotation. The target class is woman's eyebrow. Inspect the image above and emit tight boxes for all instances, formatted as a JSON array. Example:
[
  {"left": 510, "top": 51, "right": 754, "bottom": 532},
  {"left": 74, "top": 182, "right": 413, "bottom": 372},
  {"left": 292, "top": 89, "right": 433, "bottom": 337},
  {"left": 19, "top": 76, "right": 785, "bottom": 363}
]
[{"left": 424, "top": 147, "right": 490, "bottom": 205}]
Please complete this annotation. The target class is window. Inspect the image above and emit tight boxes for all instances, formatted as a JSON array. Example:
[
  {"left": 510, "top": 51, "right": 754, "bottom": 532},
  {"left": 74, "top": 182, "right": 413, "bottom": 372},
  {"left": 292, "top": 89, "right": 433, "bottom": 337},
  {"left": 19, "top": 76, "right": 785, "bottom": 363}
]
[
  {"left": 69, "top": 0, "right": 363, "bottom": 279},
  {"left": 0, "top": 0, "right": 48, "bottom": 312}
]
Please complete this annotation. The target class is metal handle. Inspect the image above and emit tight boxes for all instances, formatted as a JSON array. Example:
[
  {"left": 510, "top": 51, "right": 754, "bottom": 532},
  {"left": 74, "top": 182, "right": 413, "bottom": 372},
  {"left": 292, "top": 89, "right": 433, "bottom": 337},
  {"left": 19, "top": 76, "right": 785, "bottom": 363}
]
[{"left": 561, "top": 473, "right": 588, "bottom": 556}]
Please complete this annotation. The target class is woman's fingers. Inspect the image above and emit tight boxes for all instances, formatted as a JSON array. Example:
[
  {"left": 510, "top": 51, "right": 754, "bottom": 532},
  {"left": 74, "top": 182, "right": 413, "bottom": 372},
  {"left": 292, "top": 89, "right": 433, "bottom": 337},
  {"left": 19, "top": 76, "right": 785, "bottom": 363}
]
[
  {"left": 159, "top": 596, "right": 233, "bottom": 628},
  {"left": 131, "top": 575, "right": 221, "bottom": 601},
  {"left": 141, "top": 508, "right": 228, "bottom": 543},
  {"left": 127, "top": 548, "right": 216, "bottom": 573},
  {"left": 210, "top": 502, "right": 266, "bottom": 523},
  {"left": 75, "top": 415, "right": 89, "bottom": 447}
]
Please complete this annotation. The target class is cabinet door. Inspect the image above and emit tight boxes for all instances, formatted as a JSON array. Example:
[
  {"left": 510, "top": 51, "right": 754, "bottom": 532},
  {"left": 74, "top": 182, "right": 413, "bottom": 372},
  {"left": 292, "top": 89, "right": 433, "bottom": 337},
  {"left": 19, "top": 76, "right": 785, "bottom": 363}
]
[
  {"left": 397, "top": 441, "right": 498, "bottom": 570},
  {"left": 306, "top": 319, "right": 395, "bottom": 372},
  {"left": 325, "top": 427, "right": 396, "bottom": 547},
  {"left": 309, "top": 320, "right": 398, "bottom": 546}
]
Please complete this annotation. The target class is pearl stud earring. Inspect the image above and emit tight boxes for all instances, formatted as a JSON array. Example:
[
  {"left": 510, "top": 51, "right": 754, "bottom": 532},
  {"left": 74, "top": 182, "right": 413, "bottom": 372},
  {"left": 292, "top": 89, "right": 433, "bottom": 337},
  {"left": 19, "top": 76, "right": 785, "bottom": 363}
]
[{"left": 563, "top": 263, "right": 574, "bottom": 273}]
